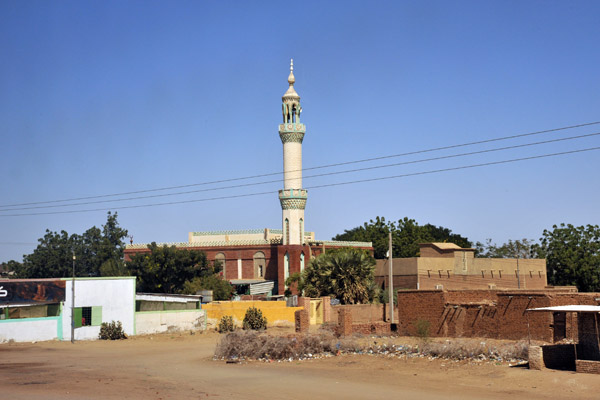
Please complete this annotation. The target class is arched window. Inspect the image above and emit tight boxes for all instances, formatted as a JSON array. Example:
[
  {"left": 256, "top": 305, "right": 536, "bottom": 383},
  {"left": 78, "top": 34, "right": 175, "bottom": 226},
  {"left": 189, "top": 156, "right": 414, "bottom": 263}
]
[
  {"left": 215, "top": 253, "right": 226, "bottom": 278},
  {"left": 300, "top": 252, "right": 305, "bottom": 272},
  {"left": 284, "top": 252, "right": 290, "bottom": 285},
  {"left": 253, "top": 251, "right": 266, "bottom": 279},
  {"left": 299, "top": 218, "right": 303, "bottom": 244},
  {"left": 285, "top": 218, "right": 290, "bottom": 245}
]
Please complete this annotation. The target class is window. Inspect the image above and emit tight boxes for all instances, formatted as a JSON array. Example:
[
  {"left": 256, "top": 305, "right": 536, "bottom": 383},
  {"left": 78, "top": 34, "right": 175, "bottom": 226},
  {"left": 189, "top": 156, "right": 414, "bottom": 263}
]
[
  {"left": 215, "top": 253, "right": 226, "bottom": 277},
  {"left": 284, "top": 252, "right": 290, "bottom": 284},
  {"left": 81, "top": 307, "right": 92, "bottom": 326},
  {"left": 300, "top": 252, "right": 305, "bottom": 272},
  {"left": 253, "top": 251, "right": 266, "bottom": 279},
  {"left": 299, "top": 218, "right": 303, "bottom": 244},
  {"left": 74, "top": 306, "right": 102, "bottom": 328},
  {"left": 285, "top": 218, "right": 290, "bottom": 245}
]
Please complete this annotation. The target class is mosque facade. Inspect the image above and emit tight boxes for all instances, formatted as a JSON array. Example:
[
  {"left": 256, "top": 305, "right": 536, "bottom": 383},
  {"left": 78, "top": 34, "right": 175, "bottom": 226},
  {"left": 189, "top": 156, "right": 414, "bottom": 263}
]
[{"left": 124, "top": 61, "right": 372, "bottom": 295}]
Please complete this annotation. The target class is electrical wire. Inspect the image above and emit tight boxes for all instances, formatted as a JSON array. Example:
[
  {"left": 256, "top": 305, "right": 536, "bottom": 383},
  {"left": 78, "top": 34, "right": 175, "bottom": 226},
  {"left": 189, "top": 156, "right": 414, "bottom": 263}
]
[
  {"left": 1, "top": 131, "right": 598, "bottom": 212},
  {"left": 1, "top": 121, "right": 598, "bottom": 208},
  {"left": 1, "top": 146, "right": 598, "bottom": 217}
]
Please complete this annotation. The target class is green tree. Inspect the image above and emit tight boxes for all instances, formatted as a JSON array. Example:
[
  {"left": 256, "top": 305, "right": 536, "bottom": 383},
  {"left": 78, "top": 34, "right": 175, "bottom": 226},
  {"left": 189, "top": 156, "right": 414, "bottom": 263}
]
[
  {"left": 18, "top": 230, "right": 79, "bottom": 278},
  {"left": 1, "top": 260, "right": 22, "bottom": 277},
  {"left": 475, "top": 238, "right": 535, "bottom": 259},
  {"left": 99, "top": 258, "right": 129, "bottom": 277},
  {"left": 126, "top": 243, "right": 212, "bottom": 293},
  {"left": 333, "top": 216, "right": 472, "bottom": 259},
  {"left": 532, "top": 224, "right": 600, "bottom": 292},
  {"left": 293, "top": 248, "right": 377, "bottom": 304},
  {"left": 181, "top": 275, "right": 234, "bottom": 300},
  {"left": 15, "top": 212, "right": 128, "bottom": 278}
]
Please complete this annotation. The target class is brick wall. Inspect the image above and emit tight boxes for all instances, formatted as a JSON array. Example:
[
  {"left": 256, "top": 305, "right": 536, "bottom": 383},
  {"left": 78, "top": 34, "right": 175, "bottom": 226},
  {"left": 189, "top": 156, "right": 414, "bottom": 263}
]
[
  {"left": 352, "top": 322, "right": 391, "bottom": 335},
  {"left": 295, "top": 309, "right": 309, "bottom": 333},
  {"left": 397, "top": 289, "right": 600, "bottom": 341},
  {"left": 576, "top": 360, "right": 600, "bottom": 374},
  {"left": 331, "top": 304, "right": 386, "bottom": 324},
  {"left": 578, "top": 313, "right": 600, "bottom": 361},
  {"left": 397, "top": 290, "right": 446, "bottom": 336},
  {"left": 338, "top": 309, "right": 352, "bottom": 337}
]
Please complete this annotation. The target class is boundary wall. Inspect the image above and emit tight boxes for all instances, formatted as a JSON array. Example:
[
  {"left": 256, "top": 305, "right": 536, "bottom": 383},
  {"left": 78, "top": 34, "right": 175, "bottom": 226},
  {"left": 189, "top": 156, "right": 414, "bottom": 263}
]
[
  {"left": 202, "top": 301, "right": 302, "bottom": 327},
  {"left": 0, "top": 316, "right": 62, "bottom": 342},
  {"left": 397, "top": 289, "right": 600, "bottom": 341},
  {"left": 135, "top": 309, "right": 206, "bottom": 335}
]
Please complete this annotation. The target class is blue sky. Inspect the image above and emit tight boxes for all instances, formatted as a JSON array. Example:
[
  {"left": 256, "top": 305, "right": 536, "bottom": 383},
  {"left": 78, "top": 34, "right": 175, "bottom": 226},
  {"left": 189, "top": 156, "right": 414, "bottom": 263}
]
[{"left": 1, "top": 0, "right": 599, "bottom": 262}]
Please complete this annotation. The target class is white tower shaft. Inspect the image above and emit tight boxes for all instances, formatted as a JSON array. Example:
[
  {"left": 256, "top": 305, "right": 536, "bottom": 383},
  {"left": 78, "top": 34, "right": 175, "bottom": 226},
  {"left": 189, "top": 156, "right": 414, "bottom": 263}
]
[{"left": 278, "top": 59, "right": 307, "bottom": 245}]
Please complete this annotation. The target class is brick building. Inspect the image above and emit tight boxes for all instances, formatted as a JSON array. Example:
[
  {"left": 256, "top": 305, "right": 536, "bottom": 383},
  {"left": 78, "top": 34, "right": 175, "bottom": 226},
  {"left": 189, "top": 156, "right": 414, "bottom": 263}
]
[
  {"left": 375, "top": 242, "right": 547, "bottom": 291},
  {"left": 396, "top": 288, "right": 600, "bottom": 342},
  {"left": 124, "top": 61, "right": 372, "bottom": 295}
]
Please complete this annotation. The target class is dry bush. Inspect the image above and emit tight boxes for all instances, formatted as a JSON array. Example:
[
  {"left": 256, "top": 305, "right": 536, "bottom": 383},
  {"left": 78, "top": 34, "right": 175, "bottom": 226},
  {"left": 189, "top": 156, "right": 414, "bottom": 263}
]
[
  {"left": 419, "top": 339, "right": 528, "bottom": 360},
  {"left": 214, "top": 330, "right": 359, "bottom": 360}
]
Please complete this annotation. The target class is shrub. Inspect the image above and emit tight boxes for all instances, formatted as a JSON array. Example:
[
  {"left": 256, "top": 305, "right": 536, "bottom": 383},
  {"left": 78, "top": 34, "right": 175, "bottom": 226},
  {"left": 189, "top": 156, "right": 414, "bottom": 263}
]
[
  {"left": 413, "top": 319, "right": 430, "bottom": 341},
  {"left": 242, "top": 307, "right": 267, "bottom": 330},
  {"left": 99, "top": 321, "right": 126, "bottom": 340},
  {"left": 217, "top": 315, "right": 235, "bottom": 333}
]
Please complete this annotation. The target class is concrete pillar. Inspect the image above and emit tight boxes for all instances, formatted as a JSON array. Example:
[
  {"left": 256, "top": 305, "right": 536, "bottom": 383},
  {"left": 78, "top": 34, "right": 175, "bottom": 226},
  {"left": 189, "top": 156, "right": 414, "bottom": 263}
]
[{"left": 528, "top": 345, "right": 544, "bottom": 370}]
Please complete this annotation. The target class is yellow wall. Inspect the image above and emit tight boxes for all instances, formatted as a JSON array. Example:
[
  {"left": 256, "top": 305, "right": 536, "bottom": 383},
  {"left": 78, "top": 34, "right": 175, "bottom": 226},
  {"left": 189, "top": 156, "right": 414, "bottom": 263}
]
[{"left": 202, "top": 301, "right": 303, "bottom": 327}]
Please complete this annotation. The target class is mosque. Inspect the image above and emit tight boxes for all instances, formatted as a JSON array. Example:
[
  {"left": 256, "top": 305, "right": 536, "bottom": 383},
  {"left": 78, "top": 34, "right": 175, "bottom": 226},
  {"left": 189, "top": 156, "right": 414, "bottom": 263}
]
[{"left": 124, "top": 61, "right": 372, "bottom": 295}]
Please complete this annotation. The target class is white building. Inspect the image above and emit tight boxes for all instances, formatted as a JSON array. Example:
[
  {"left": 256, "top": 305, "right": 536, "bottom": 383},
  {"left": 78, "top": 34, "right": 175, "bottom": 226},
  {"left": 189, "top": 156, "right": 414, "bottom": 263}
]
[{"left": 0, "top": 277, "right": 206, "bottom": 343}]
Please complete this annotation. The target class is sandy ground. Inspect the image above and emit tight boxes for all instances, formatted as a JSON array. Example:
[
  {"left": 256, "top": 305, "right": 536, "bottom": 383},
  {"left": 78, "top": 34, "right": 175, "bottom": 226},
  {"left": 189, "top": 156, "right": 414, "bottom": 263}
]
[{"left": 1, "top": 329, "right": 599, "bottom": 400}]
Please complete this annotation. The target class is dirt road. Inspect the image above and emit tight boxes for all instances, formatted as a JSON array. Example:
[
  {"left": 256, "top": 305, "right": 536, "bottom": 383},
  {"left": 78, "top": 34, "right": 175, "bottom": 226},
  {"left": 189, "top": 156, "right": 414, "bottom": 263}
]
[{"left": 1, "top": 331, "right": 598, "bottom": 400}]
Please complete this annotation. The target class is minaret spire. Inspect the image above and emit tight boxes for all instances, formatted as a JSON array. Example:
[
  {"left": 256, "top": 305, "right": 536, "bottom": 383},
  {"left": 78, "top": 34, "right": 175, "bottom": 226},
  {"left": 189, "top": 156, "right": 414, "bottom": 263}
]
[{"left": 279, "top": 59, "right": 307, "bottom": 245}]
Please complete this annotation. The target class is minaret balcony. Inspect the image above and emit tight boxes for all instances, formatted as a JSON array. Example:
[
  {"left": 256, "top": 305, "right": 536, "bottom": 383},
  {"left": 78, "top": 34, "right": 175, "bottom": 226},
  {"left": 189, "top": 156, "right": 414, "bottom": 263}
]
[
  {"left": 279, "top": 189, "right": 308, "bottom": 210},
  {"left": 279, "top": 123, "right": 305, "bottom": 133},
  {"left": 279, "top": 123, "right": 305, "bottom": 144}
]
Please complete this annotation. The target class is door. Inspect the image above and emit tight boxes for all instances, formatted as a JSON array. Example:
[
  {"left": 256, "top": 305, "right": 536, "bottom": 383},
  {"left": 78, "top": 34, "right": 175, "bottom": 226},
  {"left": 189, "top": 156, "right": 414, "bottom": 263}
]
[{"left": 553, "top": 312, "right": 566, "bottom": 342}]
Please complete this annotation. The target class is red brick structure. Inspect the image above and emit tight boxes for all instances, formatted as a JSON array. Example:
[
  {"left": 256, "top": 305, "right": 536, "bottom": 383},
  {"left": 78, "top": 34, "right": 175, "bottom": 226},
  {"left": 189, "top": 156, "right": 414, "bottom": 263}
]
[
  {"left": 397, "top": 288, "right": 599, "bottom": 341},
  {"left": 329, "top": 304, "right": 388, "bottom": 324},
  {"left": 295, "top": 309, "right": 309, "bottom": 333},
  {"left": 338, "top": 309, "right": 353, "bottom": 337},
  {"left": 528, "top": 308, "right": 600, "bottom": 374},
  {"left": 125, "top": 236, "right": 372, "bottom": 295},
  {"left": 576, "top": 360, "right": 600, "bottom": 374}
]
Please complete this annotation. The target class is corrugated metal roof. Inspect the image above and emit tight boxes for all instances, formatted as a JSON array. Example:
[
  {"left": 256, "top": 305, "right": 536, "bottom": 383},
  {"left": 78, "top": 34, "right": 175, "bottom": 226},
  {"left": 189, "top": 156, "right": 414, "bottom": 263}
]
[
  {"left": 229, "top": 280, "right": 275, "bottom": 295},
  {"left": 527, "top": 305, "right": 600, "bottom": 312},
  {"left": 136, "top": 293, "right": 201, "bottom": 303}
]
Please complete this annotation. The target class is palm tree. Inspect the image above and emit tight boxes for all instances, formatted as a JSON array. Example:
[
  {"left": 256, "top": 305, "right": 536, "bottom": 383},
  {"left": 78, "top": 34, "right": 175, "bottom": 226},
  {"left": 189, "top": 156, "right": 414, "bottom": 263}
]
[{"left": 297, "top": 248, "right": 376, "bottom": 304}]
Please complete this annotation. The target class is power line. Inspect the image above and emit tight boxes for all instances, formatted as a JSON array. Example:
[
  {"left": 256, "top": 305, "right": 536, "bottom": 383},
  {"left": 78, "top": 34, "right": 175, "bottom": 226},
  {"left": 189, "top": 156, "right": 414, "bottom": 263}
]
[
  {"left": 1, "top": 146, "right": 598, "bottom": 217},
  {"left": 1, "top": 120, "right": 598, "bottom": 208},
  {"left": 1, "top": 131, "right": 599, "bottom": 212}
]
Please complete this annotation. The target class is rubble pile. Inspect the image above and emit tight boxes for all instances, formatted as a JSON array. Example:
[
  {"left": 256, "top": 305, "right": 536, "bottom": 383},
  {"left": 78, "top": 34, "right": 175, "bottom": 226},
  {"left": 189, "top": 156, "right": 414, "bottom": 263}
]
[{"left": 214, "top": 331, "right": 528, "bottom": 364}]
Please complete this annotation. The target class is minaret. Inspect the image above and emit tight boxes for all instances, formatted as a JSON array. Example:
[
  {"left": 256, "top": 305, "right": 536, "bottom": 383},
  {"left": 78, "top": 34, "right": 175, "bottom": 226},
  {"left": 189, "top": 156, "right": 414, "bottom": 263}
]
[{"left": 279, "top": 59, "right": 307, "bottom": 245}]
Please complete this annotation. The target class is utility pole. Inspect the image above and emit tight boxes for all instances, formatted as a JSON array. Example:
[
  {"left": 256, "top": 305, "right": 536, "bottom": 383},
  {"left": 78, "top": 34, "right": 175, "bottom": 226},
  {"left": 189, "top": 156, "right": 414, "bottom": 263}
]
[
  {"left": 71, "top": 251, "right": 76, "bottom": 344},
  {"left": 388, "top": 231, "right": 394, "bottom": 324},
  {"left": 516, "top": 241, "right": 521, "bottom": 289}
]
